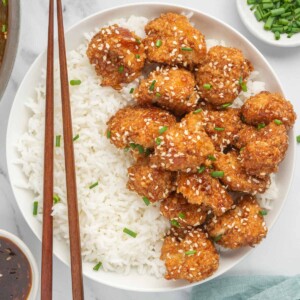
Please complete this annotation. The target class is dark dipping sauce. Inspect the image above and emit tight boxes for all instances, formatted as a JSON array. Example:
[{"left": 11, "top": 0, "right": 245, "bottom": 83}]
[{"left": 0, "top": 237, "right": 32, "bottom": 300}]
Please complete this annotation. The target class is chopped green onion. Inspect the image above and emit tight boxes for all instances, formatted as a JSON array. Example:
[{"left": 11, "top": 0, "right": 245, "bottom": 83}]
[
  {"left": 239, "top": 76, "right": 243, "bottom": 85},
  {"left": 123, "top": 227, "right": 137, "bottom": 238},
  {"left": 33, "top": 201, "right": 38, "bottom": 216},
  {"left": 155, "top": 137, "right": 162, "bottom": 145},
  {"left": 197, "top": 165, "right": 206, "bottom": 174},
  {"left": 2, "top": 0, "right": 7, "bottom": 6},
  {"left": 208, "top": 155, "right": 216, "bottom": 161},
  {"left": 89, "top": 182, "right": 98, "bottom": 189},
  {"left": 135, "top": 54, "right": 140, "bottom": 59},
  {"left": 55, "top": 135, "right": 61, "bottom": 147},
  {"left": 155, "top": 92, "right": 161, "bottom": 97},
  {"left": 221, "top": 103, "right": 232, "bottom": 109},
  {"left": 264, "top": 16, "right": 275, "bottom": 30},
  {"left": 129, "top": 143, "right": 137, "bottom": 149},
  {"left": 159, "top": 126, "right": 168, "bottom": 134},
  {"left": 53, "top": 194, "right": 60, "bottom": 204},
  {"left": 93, "top": 262, "right": 102, "bottom": 271},
  {"left": 136, "top": 144, "right": 144, "bottom": 154},
  {"left": 185, "top": 250, "right": 197, "bottom": 256},
  {"left": 271, "top": 7, "right": 286, "bottom": 16},
  {"left": 178, "top": 212, "right": 185, "bottom": 219},
  {"left": 274, "top": 119, "right": 283, "bottom": 125},
  {"left": 275, "top": 31, "right": 281, "bottom": 39},
  {"left": 70, "top": 79, "right": 81, "bottom": 86},
  {"left": 297, "top": 135, "right": 300, "bottom": 143},
  {"left": 1, "top": 24, "right": 6, "bottom": 33},
  {"left": 129, "top": 88, "right": 134, "bottom": 94},
  {"left": 203, "top": 83, "right": 212, "bottom": 90},
  {"left": 124, "top": 147, "right": 130, "bottom": 152},
  {"left": 142, "top": 196, "right": 150, "bottom": 206},
  {"left": 149, "top": 80, "right": 156, "bottom": 91},
  {"left": 118, "top": 65, "right": 124, "bottom": 73},
  {"left": 259, "top": 210, "right": 268, "bottom": 216},
  {"left": 136, "top": 38, "right": 141, "bottom": 44},
  {"left": 193, "top": 108, "right": 202, "bottom": 114},
  {"left": 211, "top": 171, "right": 224, "bottom": 178},
  {"left": 213, "top": 234, "right": 223, "bottom": 242},
  {"left": 170, "top": 219, "right": 180, "bottom": 228},
  {"left": 155, "top": 39, "right": 162, "bottom": 47},
  {"left": 181, "top": 47, "right": 193, "bottom": 51},
  {"left": 257, "top": 123, "right": 266, "bottom": 130},
  {"left": 145, "top": 148, "right": 151, "bottom": 156},
  {"left": 241, "top": 82, "right": 248, "bottom": 92},
  {"left": 73, "top": 134, "right": 80, "bottom": 141},
  {"left": 214, "top": 127, "right": 225, "bottom": 132}
]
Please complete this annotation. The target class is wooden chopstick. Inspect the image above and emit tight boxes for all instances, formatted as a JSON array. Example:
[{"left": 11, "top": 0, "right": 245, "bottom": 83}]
[
  {"left": 41, "top": 0, "right": 54, "bottom": 299},
  {"left": 56, "top": 0, "right": 84, "bottom": 299}
]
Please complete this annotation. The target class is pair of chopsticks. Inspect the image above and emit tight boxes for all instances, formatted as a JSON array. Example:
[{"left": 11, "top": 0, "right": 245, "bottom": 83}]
[{"left": 41, "top": 0, "right": 84, "bottom": 299}]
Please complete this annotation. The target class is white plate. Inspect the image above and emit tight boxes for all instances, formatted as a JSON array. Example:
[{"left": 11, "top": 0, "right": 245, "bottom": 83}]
[
  {"left": 6, "top": 2, "right": 296, "bottom": 292},
  {"left": 237, "top": 0, "right": 300, "bottom": 47}
]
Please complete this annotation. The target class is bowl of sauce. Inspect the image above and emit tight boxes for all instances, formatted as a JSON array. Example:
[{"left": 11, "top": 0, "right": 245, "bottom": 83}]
[{"left": 0, "top": 230, "right": 38, "bottom": 300}]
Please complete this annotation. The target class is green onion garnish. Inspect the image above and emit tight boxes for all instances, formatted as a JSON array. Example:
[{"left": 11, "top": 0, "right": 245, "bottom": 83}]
[
  {"left": 149, "top": 80, "right": 156, "bottom": 91},
  {"left": 124, "top": 147, "right": 130, "bottom": 152},
  {"left": 136, "top": 38, "right": 141, "bottom": 44},
  {"left": 70, "top": 79, "right": 81, "bottom": 86},
  {"left": 221, "top": 103, "right": 232, "bottom": 109},
  {"left": 118, "top": 65, "right": 124, "bottom": 73},
  {"left": 170, "top": 219, "right": 180, "bottom": 228},
  {"left": 89, "top": 182, "right": 98, "bottom": 189},
  {"left": 203, "top": 83, "right": 212, "bottom": 90},
  {"left": 208, "top": 155, "right": 216, "bottom": 161},
  {"left": 93, "top": 262, "right": 102, "bottom": 271},
  {"left": 257, "top": 123, "right": 266, "bottom": 130},
  {"left": 53, "top": 194, "right": 60, "bottom": 204},
  {"left": 181, "top": 47, "right": 193, "bottom": 51},
  {"left": 155, "top": 40, "right": 162, "bottom": 47},
  {"left": 136, "top": 144, "right": 144, "bottom": 154},
  {"left": 155, "top": 92, "right": 161, "bottom": 97},
  {"left": 159, "top": 126, "right": 168, "bottom": 134},
  {"left": 239, "top": 77, "right": 247, "bottom": 92},
  {"left": 135, "top": 54, "right": 140, "bottom": 59},
  {"left": 197, "top": 165, "right": 206, "bottom": 174},
  {"left": 73, "top": 134, "right": 80, "bottom": 141},
  {"left": 156, "top": 137, "right": 162, "bottom": 145},
  {"left": 2, "top": 24, "right": 6, "bottom": 33},
  {"left": 129, "top": 143, "right": 137, "bottom": 149},
  {"left": 106, "top": 131, "right": 111, "bottom": 139},
  {"left": 213, "top": 234, "right": 223, "bottom": 242},
  {"left": 185, "top": 250, "right": 197, "bottom": 256},
  {"left": 123, "top": 227, "right": 137, "bottom": 238},
  {"left": 33, "top": 201, "right": 38, "bottom": 216},
  {"left": 259, "top": 210, "right": 268, "bottom": 216},
  {"left": 214, "top": 127, "right": 225, "bottom": 132},
  {"left": 274, "top": 119, "right": 283, "bottom": 125},
  {"left": 55, "top": 135, "right": 61, "bottom": 147},
  {"left": 142, "top": 196, "right": 150, "bottom": 206},
  {"left": 297, "top": 135, "right": 300, "bottom": 143},
  {"left": 178, "top": 212, "right": 185, "bottom": 219},
  {"left": 2, "top": 0, "right": 7, "bottom": 6},
  {"left": 193, "top": 108, "right": 202, "bottom": 114},
  {"left": 129, "top": 88, "right": 134, "bottom": 94},
  {"left": 145, "top": 148, "right": 151, "bottom": 156},
  {"left": 211, "top": 171, "right": 224, "bottom": 178}
]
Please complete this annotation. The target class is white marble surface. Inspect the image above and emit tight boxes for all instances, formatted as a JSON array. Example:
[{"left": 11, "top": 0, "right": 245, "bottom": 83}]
[{"left": 0, "top": 0, "right": 299, "bottom": 299}]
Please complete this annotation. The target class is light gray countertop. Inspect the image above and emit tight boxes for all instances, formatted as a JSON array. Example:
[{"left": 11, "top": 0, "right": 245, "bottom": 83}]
[{"left": 0, "top": 0, "right": 299, "bottom": 299}]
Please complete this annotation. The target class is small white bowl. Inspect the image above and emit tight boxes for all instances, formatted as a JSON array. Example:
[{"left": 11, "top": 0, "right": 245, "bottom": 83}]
[
  {"left": 0, "top": 230, "right": 39, "bottom": 300},
  {"left": 236, "top": 0, "right": 300, "bottom": 47}
]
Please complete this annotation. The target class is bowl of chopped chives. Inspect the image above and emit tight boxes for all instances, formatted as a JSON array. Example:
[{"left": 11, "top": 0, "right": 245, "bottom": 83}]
[{"left": 237, "top": 0, "right": 300, "bottom": 47}]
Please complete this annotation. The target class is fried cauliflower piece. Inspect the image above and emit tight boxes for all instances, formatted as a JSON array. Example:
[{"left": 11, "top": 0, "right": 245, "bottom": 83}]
[
  {"left": 161, "top": 228, "right": 219, "bottom": 282},
  {"left": 127, "top": 159, "right": 174, "bottom": 202},
  {"left": 151, "top": 117, "right": 215, "bottom": 172},
  {"left": 160, "top": 193, "right": 208, "bottom": 227},
  {"left": 87, "top": 25, "right": 146, "bottom": 89},
  {"left": 206, "top": 195, "right": 268, "bottom": 249},
  {"left": 195, "top": 46, "right": 253, "bottom": 106},
  {"left": 106, "top": 106, "right": 176, "bottom": 149},
  {"left": 134, "top": 67, "right": 199, "bottom": 115},
  {"left": 241, "top": 91, "right": 296, "bottom": 130},
  {"left": 183, "top": 108, "right": 243, "bottom": 151},
  {"left": 176, "top": 171, "right": 233, "bottom": 217},
  {"left": 144, "top": 13, "right": 207, "bottom": 68},
  {"left": 213, "top": 151, "right": 270, "bottom": 194}
]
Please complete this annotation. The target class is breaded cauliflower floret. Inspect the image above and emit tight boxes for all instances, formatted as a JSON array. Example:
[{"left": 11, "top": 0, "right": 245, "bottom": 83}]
[
  {"left": 151, "top": 117, "right": 215, "bottom": 172},
  {"left": 160, "top": 193, "right": 208, "bottom": 227},
  {"left": 213, "top": 151, "right": 270, "bottom": 194},
  {"left": 206, "top": 195, "right": 268, "bottom": 249},
  {"left": 87, "top": 25, "right": 146, "bottom": 89},
  {"left": 241, "top": 91, "right": 296, "bottom": 130},
  {"left": 161, "top": 228, "right": 219, "bottom": 282},
  {"left": 134, "top": 67, "right": 199, "bottom": 115},
  {"left": 127, "top": 159, "right": 174, "bottom": 202},
  {"left": 106, "top": 106, "right": 176, "bottom": 149},
  {"left": 144, "top": 13, "right": 207, "bottom": 68},
  {"left": 195, "top": 46, "right": 253, "bottom": 106},
  {"left": 176, "top": 171, "right": 233, "bottom": 217}
]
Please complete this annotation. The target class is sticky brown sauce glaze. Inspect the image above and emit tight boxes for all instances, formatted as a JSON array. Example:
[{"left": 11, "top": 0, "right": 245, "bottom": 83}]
[{"left": 0, "top": 237, "right": 32, "bottom": 300}]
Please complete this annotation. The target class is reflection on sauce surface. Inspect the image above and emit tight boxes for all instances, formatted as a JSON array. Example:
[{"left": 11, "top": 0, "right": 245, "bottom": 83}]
[{"left": 0, "top": 237, "right": 32, "bottom": 300}]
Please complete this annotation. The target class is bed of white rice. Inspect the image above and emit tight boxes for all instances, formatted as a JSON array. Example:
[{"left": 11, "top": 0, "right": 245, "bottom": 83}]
[{"left": 16, "top": 15, "right": 277, "bottom": 278}]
